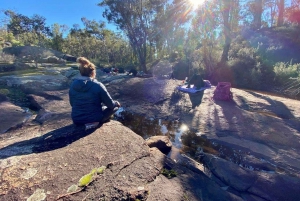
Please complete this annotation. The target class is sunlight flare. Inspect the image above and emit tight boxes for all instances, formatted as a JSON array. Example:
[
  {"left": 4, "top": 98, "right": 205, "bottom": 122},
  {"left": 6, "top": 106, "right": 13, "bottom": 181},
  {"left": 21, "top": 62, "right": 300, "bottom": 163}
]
[
  {"left": 188, "top": 0, "right": 205, "bottom": 9},
  {"left": 180, "top": 124, "right": 189, "bottom": 132}
]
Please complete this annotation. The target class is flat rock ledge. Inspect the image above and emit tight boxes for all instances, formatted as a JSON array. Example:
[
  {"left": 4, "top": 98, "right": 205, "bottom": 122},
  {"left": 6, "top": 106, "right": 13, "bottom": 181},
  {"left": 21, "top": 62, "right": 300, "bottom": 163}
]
[{"left": 0, "top": 121, "right": 241, "bottom": 201}]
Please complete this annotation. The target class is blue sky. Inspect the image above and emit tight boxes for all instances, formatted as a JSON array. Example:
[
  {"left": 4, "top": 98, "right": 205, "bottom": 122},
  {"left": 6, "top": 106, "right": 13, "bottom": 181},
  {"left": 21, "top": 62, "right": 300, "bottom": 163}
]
[
  {"left": 0, "top": 0, "right": 117, "bottom": 30},
  {"left": 0, "top": 0, "right": 293, "bottom": 31}
]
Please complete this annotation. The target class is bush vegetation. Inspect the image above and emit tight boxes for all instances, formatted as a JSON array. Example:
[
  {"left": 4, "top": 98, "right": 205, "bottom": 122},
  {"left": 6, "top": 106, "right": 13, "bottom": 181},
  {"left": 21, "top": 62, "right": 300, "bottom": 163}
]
[
  {"left": 0, "top": 51, "right": 15, "bottom": 63},
  {"left": 1, "top": 8, "right": 300, "bottom": 98}
]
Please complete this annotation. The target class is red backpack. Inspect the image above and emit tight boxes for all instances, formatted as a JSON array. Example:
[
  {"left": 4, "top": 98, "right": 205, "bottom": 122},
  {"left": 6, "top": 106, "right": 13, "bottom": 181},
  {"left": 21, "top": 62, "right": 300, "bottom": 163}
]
[{"left": 213, "top": 82, "right": 233, "bottom": 101}]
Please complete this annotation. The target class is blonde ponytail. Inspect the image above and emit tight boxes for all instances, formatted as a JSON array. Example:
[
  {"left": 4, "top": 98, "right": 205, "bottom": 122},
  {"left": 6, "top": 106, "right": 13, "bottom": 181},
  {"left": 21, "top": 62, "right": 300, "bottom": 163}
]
[{"left": 77, "top": 57, "right": 96, "bottom": 77}]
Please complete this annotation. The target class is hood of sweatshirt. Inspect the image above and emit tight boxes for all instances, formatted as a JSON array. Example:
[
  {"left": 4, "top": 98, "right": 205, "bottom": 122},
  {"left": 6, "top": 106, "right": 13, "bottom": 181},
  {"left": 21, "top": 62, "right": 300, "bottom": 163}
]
[{"left": 71, "top": 76, "right": 95, "bottom": 92}]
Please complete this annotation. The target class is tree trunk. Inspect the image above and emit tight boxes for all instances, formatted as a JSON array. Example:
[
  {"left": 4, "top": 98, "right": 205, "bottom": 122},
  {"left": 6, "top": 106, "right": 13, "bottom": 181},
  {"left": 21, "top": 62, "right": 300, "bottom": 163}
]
[
  {"left": 253, "top": 0, "right": 263, "bottom": 29},
  {"left": 220, "top": 0, "right": 231, "bottom": 63},
  {"left": 277, "top": 0, "right": 285, "bottom": 26},
  {"left": 221, "top": 40, "right": 231, "bottom": 63}
]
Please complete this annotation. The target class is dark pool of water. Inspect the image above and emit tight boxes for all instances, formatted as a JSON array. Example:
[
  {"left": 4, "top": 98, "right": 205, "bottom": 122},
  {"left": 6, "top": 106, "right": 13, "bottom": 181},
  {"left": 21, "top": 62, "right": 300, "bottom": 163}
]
[{"left": 114, "top": 108, "right": 283, "bottom": 174}]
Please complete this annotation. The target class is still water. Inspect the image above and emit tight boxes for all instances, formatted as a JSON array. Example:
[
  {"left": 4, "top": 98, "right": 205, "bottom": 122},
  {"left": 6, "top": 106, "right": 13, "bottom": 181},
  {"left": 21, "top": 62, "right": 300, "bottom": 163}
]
[{"left": 114, "top": 108, "right": 271, "bottom": 172}]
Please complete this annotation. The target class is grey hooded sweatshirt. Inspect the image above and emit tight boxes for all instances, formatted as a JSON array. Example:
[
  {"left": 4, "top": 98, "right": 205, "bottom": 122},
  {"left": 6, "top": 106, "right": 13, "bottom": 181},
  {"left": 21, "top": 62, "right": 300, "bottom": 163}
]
[{"left": 69, "top": 76, "right": 116, "bottom": 124}]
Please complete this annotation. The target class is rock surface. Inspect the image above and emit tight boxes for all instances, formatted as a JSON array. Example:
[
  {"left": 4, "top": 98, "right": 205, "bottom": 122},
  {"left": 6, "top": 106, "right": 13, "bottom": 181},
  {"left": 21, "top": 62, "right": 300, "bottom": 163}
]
[
  {"left": 0, "top": 120, "right": 241, "bottom": 201},
  {"left": 1, "top": 67, "right": 300, "bottom": 200}
]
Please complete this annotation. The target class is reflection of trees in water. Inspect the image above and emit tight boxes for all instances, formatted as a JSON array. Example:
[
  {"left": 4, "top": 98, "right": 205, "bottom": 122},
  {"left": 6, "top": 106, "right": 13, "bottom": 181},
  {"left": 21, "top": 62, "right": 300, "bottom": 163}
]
[
  {"left": 181, "top": 131, "right": 246, "bottom": 165},
  {"left": 117, "top": 111, "right": 246, "bottom": 164},
  {"left": 181, "top": 131, "right": 219, "bottom": 160},
  {"left": 117, "top": 112, "right": 178, "bottom": 140}
]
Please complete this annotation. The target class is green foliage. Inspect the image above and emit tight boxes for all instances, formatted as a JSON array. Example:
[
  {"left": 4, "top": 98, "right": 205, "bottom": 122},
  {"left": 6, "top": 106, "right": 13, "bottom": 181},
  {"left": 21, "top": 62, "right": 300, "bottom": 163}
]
[
  {"left": 173, "top": 60, "right": 189, "bottom": 80},
  {"left": 99, "top": 0, "right": 169, "bottom": 71},
  {"left": 78, "top": 166, "right": 106, "bottom": 187},
  {"left": 169, "top": 51, "right": 180, "bottom": 62},
  {"left": 97, "top": 166, "right": 106, "bottom": 174},
  {"left": 67, "top": 184, "right": 78, "bottom": 193},
  {"left": 227, "top": 58, "right": 262, "bottom": 89},
  {"left": 190, "top": 42, "right": 221, "bottom": 77},
  {"left": 4, "top": 10, "right": 51, "bottom": 37},
  {"left": 161, "top": 168, "right": 177, "bottom": 179},
  {"left": 182, "top": 193, "right": 190, "bottom": 201},
  {"left": 78, "top": 173, "right": 93, "bottom": 187},
  {"left": 274, "top": 62, "right": 300, "bottom": 85},
  {"left": 0, "top": 88, "right": 9, "bottom": 95},
  {"left": 0, "top": 52, "right": 15, "bottom": 63},
  {"left": 0, "top": 85, "right": 28, "bottom": 105}
]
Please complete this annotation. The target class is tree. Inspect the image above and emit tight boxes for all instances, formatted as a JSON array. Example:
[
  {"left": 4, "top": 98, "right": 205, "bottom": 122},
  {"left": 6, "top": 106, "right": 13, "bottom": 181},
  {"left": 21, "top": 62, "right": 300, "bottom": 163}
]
[
  {"left": 253, "top": 0, "right": 263, "bottom": 29},
  {"left": 4, "top": 10, "right": 51, "bottom": 46},
  {"left": 286, "top": 3, "right": 300, "bottom": 24},
  {"left": 264, "top": 0, "right": 277, "bottom": 26},
  {"left": 50, "top": 23, "right": 68, "bottom": 52},
  {"left": 153, "top": 0, "right": 192, "bottom": 58},
  {"left": 220, "top": 0, "right": 240, "bottom": 63},
  {"left": 99, "top": 0, "right": 168, "bottom": 72},
  {"left": 277, "top": 0, "right": 285, "bottom": 26}
]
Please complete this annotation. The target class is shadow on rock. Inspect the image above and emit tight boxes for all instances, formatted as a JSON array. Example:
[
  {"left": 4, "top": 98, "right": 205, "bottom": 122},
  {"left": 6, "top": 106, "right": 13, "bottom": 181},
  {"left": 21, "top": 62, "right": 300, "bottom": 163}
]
[
  {"left": 188, "top": 91, "right": 205, "bottom": 108},
  {"left": 0, "top": 123, "right": 105, "bottom": 159}
]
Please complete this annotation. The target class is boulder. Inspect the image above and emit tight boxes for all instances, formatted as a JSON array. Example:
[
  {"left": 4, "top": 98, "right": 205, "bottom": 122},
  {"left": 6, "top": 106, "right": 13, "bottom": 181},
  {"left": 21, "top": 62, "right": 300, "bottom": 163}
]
[
  {"left": 202, "top": 153, "right": 258, "bottom": 191},
  {"left": 37, "top": 57, "right": 49, "bottom": 63},
  {"left": 62, "top": 54, "right": 77, "bottom": 62},
  {"left": 248, "top": 173, "right": 300, "bottom": 201},
  {"left": 0, "top": 121, "right": 244, "bottom": 201},
  {"left": 47, "top": 56, "right": 59, "bottom": 63},
  {"left": 146, "top": 135, "right": 172, "bottom": 154},
  {"left": 34, "top": 109, "right": 54, "bottom": 124},
  {"left": 0, "top": 101, "right": 31, "bottom": 134},
  {"left": 14, "top": 62, "right": 36, "bottom": 70},
  {"left": 201, "top": 153, "right": 300, "bottom": 201},
  {"left": 0, "top": 74, "right": 69, "bottom": 92}
]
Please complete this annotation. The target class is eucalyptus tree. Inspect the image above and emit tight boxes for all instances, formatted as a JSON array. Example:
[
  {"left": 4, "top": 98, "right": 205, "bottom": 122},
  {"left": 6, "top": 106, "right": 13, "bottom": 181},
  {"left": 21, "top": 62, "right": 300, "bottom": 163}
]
[
  {"left": 277, "top": 0, "right": 285, "bottom": 26},
  {"left": 4, "top": 10, "right": 51, "bottom": 46},
  {"left": 220, "top": 0, "right": 240, "bottom": 63},
  {"left": 154, "top": 0, "right": 193, "bottom": 58},
  {"left": 98, "top": 0, "right": 168, "bottom": 72},
  {"left": 191, "top": 1, "right": 220, "bottom": 74},
  {"left": 50, "top": 23, "right": 68, "bottom": 52},
  {"left": 63, "top": 20, "right": 130, "bottom": 66},
  {"left": 64, "top": 24, "right": 103, "bottom": 59},
  {"left": 263, "top": 0, "right": 277, "bottom": 26}
]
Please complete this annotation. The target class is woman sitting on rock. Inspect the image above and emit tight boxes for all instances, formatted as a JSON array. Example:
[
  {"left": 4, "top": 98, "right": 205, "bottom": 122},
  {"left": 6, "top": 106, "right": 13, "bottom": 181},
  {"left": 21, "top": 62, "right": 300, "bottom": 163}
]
[{"left": 69, "top": 57, "right": 121, "bottom": 126}]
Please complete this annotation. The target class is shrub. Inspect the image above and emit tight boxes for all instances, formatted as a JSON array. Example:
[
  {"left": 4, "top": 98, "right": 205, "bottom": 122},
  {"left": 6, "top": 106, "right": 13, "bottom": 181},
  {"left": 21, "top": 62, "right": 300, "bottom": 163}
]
[
  {"left": 173, "top": 60, "right": 189, "bottom": 80},
  {"left": 0, "top": 52, "right": 15, "bottom": 63},
  {"left": 169, "top": 51, "right": 179, "bottom": 62},
  {"left": 227, "top": 58, "right": 263, "bottom": 89},
  {"left": 273, "top": 62, "right": 300, "bottom": 85},
  {"left": 190, "top": 42, "right": 221, "bottom": 78}
]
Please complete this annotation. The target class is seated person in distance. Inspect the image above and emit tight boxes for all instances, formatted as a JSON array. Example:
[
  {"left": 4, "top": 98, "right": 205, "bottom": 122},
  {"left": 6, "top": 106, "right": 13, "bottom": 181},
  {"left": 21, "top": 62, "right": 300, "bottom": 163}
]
[
  {"left": 127, "top": 69, "right": 137, "bottom": 76},
  {"left": 69, "top": 57, "right": 121, "bottom": 125},
  {"left": 187, "top": 74, "right": 205, "bottom": 90}
]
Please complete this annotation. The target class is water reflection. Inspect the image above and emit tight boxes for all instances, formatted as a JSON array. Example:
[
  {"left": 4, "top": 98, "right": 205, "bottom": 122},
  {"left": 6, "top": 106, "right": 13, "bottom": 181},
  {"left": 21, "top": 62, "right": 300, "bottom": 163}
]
[
  {"left": 115, "top": 108, "right": 286, "bottom": 174},
  {"left": 115, "top": 108, "right": 244, "bottom": 163}
]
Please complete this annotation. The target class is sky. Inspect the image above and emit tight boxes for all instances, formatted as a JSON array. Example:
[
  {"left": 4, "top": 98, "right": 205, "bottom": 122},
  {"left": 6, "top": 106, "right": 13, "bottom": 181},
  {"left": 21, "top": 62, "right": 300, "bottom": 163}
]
[
  {"left": 0, "top": 0, "right": 294, "bottom": 31},
  {"left": 0, "top": 0, "right": 117, "bottom": 30}
]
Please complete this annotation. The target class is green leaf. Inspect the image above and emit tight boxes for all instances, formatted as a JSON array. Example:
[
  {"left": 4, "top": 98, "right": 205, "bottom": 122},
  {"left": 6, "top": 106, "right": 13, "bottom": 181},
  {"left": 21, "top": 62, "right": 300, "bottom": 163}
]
[
  {"left": 67, "top": 184, "right": 78, "bottom": 193},
  {"left": 90, "top": 168, "right": 97, "bottom": 175},
  {"left": 97, "top": 166, "right": 106, "bottom": 174},
  {"left": 78, "top": 173, "right": 93, "bottom": 187}
]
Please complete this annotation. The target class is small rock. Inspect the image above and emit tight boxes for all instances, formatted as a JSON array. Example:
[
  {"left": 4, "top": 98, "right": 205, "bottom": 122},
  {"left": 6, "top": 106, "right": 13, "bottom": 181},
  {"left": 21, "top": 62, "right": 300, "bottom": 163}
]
[
  {"left": 27, "top": 189, "right": 46, "bottom": 201},
  {"left": 146, "top": 136, "right": 172, "bottom": 154}
]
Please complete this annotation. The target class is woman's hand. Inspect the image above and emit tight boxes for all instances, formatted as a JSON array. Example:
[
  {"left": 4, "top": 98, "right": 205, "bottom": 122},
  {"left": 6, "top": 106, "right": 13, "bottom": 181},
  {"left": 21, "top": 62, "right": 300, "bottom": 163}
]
[{"left": 115, "top": 101, "right": 121, "bottom": 107}]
